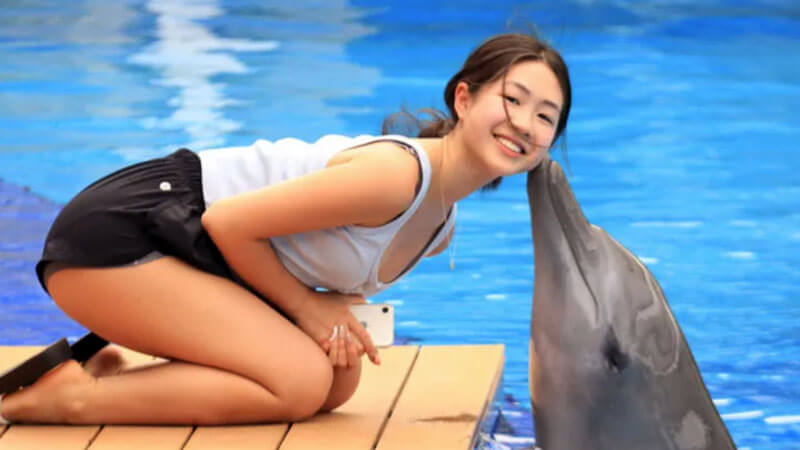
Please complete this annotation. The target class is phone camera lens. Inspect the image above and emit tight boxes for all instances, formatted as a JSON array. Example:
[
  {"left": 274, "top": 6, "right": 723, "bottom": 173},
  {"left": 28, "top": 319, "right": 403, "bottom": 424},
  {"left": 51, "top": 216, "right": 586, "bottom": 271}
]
[{"left": 382, "top": 306, "right": 389, "bottom": 313}]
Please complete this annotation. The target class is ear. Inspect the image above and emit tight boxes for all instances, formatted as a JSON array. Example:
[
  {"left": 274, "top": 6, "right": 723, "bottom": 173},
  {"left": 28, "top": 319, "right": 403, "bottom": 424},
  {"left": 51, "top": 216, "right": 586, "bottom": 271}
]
[{"left": 453, "top": 81, "right": 473, "bottom": 119}]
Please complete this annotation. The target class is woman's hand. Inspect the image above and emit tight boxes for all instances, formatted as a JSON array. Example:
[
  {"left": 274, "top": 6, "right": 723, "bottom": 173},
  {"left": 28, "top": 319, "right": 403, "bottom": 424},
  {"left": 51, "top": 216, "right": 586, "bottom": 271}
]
[{"left": 294, "top": 290, "right": 380, "bottom": 367}]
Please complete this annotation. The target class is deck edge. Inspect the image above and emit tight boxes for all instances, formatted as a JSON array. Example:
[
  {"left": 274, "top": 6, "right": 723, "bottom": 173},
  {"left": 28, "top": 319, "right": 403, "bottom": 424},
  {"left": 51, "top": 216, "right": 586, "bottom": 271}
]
[{"left": 467, "top": 345, "right": 505, "bottom": 450}]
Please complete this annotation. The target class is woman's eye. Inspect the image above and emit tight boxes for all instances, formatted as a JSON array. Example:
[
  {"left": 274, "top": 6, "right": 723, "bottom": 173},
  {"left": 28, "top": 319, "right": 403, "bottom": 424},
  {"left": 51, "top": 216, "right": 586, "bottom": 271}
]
[
  {"left": 539, "top": 114, "right": 554, "bottom": 125},
  {"left": 504, "top": 95, "right": 520, "bottom": 105}
]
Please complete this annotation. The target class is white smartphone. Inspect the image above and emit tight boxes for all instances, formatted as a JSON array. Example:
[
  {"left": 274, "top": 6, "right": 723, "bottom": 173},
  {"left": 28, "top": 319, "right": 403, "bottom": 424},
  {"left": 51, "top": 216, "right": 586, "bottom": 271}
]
[{"left": 348, "top": 303, "right": 394, "bottom": 348}]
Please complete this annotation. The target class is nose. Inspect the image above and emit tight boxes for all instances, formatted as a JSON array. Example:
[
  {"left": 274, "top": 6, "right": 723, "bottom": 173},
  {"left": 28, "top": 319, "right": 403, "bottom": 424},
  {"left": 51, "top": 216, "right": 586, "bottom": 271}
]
[
  {"left": 510, "top": 114, "right": 532, "bottom": 143},
  {"left": 509, "top": 112, "right": 533, "bottom": 142}
]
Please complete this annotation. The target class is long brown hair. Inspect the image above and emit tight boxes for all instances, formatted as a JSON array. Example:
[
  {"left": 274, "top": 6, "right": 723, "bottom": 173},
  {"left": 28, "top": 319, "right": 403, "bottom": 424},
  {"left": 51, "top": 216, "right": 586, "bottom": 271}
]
[{"left": 383, "top": 33, "right": 572, "bottom": 190}]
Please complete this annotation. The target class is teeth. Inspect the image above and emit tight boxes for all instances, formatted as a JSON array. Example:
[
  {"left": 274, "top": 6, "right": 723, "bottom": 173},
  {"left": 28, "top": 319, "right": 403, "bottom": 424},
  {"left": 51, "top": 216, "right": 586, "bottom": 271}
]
[{"left": 497, "top": 136, "right": 523, "bottom": 154}]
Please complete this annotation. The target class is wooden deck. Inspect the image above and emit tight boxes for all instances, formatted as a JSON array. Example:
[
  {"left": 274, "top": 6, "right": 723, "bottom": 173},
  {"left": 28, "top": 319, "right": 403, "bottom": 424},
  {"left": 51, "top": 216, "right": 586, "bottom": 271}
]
[{"left": 0, "top": 344, "right": 503, "bottom": 450}]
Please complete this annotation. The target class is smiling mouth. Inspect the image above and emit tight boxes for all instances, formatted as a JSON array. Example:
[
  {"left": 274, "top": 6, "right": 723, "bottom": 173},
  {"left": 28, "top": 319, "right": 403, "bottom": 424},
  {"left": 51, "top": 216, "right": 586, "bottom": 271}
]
[{"left": 494, "top": 134, "right": 526, "bottom": 155}]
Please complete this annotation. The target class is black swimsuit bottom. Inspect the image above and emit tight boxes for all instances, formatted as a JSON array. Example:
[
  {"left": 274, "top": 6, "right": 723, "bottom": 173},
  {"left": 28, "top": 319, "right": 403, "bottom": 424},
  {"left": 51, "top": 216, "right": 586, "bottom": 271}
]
[{"left": 35, "top": 149, "right": 234, "bottom": 293}]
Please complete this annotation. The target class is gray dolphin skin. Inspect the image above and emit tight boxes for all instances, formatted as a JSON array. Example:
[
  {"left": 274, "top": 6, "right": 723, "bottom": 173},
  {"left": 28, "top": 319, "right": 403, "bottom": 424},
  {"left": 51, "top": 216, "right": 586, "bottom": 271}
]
[{"left": 526, "top": 159, "right": 736, "bottom": 450}]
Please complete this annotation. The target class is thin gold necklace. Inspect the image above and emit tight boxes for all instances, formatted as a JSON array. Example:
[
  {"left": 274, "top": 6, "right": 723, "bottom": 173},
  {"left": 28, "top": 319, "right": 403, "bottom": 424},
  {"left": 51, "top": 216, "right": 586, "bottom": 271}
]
[{"left": 439, "top": 136, "right": 456, "bottom": 270}]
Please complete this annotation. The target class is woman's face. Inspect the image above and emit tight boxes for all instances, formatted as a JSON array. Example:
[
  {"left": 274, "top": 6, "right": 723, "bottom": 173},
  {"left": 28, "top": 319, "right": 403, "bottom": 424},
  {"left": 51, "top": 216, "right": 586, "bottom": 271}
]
[{"left": 455, "top": 60, "right": 564, "bottom": 176}]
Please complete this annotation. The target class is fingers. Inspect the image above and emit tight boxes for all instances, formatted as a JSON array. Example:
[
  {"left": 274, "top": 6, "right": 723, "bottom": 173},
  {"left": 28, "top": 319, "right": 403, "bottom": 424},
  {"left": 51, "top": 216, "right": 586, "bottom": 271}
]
[
  {"left": 345, "top": 328, "right": 359, "bottom": 367},
  {"left": 336, "top": 326, "right": 347, "bottom": 367},
  {"left": 325, "top": 324, "right": 368, "bottom": 369},
  {"left": 320, "top": 328, "right": 332, "bottom": 353},
  {"left": 327, "top": 325, "right": 353, "bottom": 369},
  {"left": 349, "top": 318, "right": 380, "bottom": 365},
  {"left": 328, "top": 325, "right": 340, "bottom": 367}
]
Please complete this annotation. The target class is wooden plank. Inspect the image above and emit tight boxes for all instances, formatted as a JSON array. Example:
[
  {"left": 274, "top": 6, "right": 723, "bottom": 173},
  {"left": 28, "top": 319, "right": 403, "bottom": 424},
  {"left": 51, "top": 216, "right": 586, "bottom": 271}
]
[
  {"left": 278, "top": 345, "right": 420, "bottom": 450},
  {"left": 184, "top": 424, "right": 288, "bottom": 450},
  {"left": 0, "top": 345, "right": 100, "bottom": 449},
  {"left": 0, "top": 425, "right": 99, "bottom": 450},
  {"left": 0, "top": 346, "right": 52, "bottom": 377},
  {"left": 1, "top": 344, "right": 501, "bottom": 449},
  {"left": 376, "top": 345, "right": 504, "bottom": 450},
  {"left": 88, "top": 426, "right": 193, "bottom": 450}
]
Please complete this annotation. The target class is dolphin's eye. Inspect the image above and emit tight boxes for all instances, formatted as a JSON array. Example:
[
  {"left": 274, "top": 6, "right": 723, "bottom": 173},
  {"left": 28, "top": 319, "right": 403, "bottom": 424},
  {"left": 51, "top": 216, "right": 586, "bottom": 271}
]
[{"left": 603, "top": 330, "right": 629, "bottom": 373}]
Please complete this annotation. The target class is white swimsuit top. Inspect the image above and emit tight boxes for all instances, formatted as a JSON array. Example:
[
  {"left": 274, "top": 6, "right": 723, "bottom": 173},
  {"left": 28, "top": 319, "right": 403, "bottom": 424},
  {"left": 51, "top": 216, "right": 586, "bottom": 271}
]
[{"left": 198, "top": 134, "right": 456, "bottom": 296}]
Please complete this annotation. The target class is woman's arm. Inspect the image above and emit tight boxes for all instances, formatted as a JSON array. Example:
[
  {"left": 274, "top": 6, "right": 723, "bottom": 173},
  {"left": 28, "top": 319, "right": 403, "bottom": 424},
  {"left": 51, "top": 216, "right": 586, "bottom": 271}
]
[
  {"left": 201, "top": 141, "right": 418, "bottom": 305},
  {"left": 201, "top": 142, "right": 420, "bottom": 363}
]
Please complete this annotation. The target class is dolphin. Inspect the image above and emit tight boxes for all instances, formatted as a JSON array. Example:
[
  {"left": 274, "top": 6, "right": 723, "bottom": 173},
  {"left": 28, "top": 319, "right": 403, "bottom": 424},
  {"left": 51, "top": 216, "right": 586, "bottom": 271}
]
[{"left": 526, "top": 159, "right": 736, "bottom": 450}]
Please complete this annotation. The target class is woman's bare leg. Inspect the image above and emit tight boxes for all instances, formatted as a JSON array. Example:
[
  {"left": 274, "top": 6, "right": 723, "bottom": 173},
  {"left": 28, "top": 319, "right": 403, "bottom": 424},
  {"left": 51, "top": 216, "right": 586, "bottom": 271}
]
[
  {"left": 83, "top": 346, "right": 361, "bottom": 413},
  {"left": 0, "top": 257, "right": 360, "bottom": 424},
  {"left": 322, "top": 362, "right": 362, "bottom": 412}
]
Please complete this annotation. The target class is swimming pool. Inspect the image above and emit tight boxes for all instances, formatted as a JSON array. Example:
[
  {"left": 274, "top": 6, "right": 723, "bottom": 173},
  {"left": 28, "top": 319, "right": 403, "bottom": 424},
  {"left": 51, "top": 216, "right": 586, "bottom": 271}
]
[{"left": 1, "top": 0, "right": 799, "bottom": 447}]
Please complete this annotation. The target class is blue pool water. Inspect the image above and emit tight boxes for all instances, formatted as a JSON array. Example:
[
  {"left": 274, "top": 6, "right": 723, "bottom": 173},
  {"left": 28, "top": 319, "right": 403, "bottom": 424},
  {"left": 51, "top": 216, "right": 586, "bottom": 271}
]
[{"left": 1, "top": 0, "right": 799, "bottom": 447}]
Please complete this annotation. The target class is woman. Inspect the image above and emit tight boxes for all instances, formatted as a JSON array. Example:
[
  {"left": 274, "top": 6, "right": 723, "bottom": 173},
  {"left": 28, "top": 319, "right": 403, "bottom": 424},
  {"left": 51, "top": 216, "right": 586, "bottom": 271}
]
[{"left": 0, "top": 32, "right": 571, "bottom": 425}]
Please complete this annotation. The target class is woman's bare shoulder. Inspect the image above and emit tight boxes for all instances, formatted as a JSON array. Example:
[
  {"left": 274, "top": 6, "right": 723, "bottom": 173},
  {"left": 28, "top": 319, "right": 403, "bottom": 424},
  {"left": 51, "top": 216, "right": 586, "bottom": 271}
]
[{"left": 330, "top": 139, "right": 422, "bottom": 203}]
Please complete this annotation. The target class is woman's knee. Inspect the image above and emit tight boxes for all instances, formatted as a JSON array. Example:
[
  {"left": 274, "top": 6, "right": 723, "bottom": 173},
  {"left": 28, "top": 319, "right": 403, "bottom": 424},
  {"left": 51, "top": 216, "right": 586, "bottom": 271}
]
[
  {"left": 275, "top": 352, "right": 335, "bottom": 421},
  {"left": 320, "top": 363, "right": 362, "bottom": 413}
]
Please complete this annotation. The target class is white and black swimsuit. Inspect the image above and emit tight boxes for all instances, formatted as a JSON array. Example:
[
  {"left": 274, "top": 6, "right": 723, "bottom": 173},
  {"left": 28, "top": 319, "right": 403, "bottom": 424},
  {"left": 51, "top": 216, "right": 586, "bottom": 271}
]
[{"left": 36, "top": 135, "right": 456, "bottom": 303}]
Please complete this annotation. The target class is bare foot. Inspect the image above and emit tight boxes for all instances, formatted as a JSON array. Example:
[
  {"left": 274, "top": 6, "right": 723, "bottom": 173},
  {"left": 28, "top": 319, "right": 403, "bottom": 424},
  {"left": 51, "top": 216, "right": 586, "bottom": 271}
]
[
  {"left": 0, "top": 360, "right": 93, "bottom": 424},
  {"left": 84, "top": 346, "right": 127, "bottom": 378}
]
